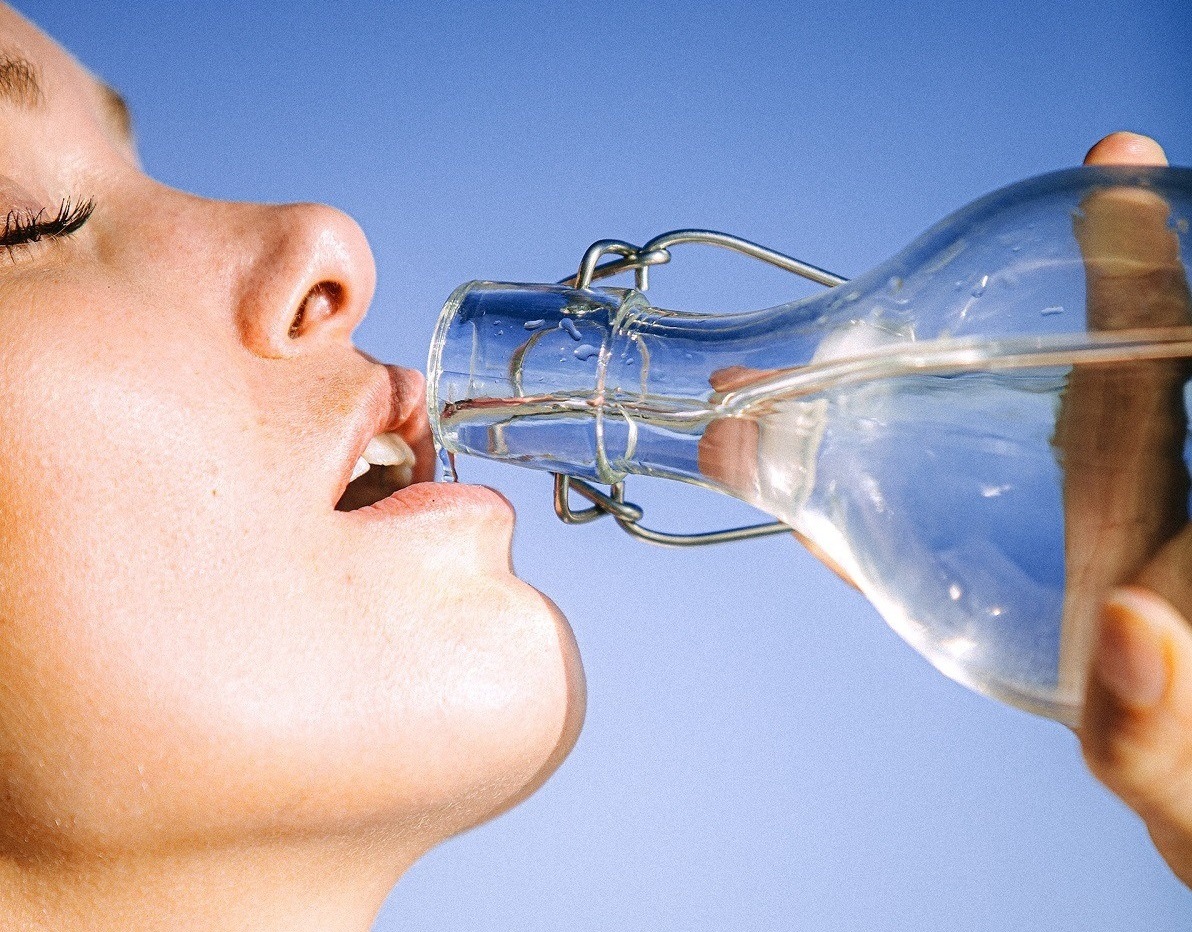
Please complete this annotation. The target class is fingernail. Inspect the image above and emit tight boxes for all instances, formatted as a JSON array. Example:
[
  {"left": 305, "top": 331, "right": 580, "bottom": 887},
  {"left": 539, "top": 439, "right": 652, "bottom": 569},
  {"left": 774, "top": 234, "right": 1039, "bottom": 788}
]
[{"left": 1094, "top": 590, "right": 1170, "bottom": 709}]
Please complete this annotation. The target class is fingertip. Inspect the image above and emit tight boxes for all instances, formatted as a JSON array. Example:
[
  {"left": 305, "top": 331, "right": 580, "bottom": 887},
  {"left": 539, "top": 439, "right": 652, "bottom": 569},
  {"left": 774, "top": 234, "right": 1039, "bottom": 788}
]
[
  {"left": 1084, "top": 131, "right": 1169, "bottom": 167},
  {"left": 1092, "top": 589, "right": 1173, "bottom": 711},
  {"left": 1081, "top": 585, "right": 1191, "bottom": 772},
  {"left": 1109, "top": 586, "right": 1189, "bottom": 634},
  {"left": 1081, "top": 588, "right": 1192, "bottom": 885}
]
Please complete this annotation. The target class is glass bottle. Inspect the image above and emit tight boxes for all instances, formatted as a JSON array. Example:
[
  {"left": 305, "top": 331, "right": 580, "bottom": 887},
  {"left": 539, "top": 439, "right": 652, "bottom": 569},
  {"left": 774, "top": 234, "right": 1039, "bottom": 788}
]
[{"left": 428, "top": 165, "right": 1192, "bottom": 724}]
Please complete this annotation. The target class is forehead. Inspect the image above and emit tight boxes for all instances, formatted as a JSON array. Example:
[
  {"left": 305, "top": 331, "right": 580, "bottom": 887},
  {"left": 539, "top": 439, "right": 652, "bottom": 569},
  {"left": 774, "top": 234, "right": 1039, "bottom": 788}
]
[{"left": 0, "top": 5, "right": 133, "bottom": 149}]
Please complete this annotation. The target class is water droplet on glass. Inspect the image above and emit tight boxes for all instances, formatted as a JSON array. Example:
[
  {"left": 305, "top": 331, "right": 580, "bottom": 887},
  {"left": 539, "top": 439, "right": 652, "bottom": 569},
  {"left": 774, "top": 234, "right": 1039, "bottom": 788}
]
[
  {"left": 437, "top": 446, "right": 457, "bottom": 482},
  {"left": 573, "top": 344, "right": 599, "bottom": 361},
  {"left": 948, "top": 583, "right": 962, "bottom": 601},
  {"left": 524, "top": 319, "right": 546, "bottom": 331},
  {"left": 970, "top": 274, "right": 989, "bottom": 298},
  {"left": 1040, "top": 305, "right": 1063, "bottom": 316},
  {"left": 560, "top": 318, "right": 582, "bottom": 340}
]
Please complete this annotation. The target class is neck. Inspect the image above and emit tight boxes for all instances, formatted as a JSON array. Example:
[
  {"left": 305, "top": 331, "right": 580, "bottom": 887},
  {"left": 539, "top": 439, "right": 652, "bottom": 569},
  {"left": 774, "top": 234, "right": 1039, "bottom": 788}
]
[{"left": 0, "top": 833, "right": 421, "bottom": 932}]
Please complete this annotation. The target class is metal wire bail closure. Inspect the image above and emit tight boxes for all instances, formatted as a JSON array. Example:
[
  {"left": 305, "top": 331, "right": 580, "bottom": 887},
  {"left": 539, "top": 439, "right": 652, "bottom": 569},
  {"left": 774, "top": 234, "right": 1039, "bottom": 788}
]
[{"left": 551, "top": 229, "right": 848, "bottom": 547}]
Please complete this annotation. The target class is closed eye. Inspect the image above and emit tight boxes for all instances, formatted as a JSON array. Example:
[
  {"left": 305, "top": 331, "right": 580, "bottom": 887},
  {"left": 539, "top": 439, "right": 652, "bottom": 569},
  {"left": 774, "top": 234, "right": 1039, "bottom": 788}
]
[{"left": 1, "top": 197, "right": 95, "bottom": 259}]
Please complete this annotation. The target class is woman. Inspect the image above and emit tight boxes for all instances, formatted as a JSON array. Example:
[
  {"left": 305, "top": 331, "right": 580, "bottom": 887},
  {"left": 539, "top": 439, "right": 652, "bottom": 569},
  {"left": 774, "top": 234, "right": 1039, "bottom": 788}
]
[
  {"left": 0, "top": 5, "right": 582, "bottom": 926},
  {"left": 0, "top": 4, "right": 1185, "bottom": 928}
]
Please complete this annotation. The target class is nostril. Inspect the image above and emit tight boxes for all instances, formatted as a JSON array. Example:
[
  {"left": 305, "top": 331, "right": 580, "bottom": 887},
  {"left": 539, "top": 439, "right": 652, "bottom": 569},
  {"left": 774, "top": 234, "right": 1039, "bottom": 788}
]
[
  {"left": 289, "top": 281, "right": 345, "bottom": 339},
  {"left": 236, "top": 200, "right": 375, "bottom": 359}
]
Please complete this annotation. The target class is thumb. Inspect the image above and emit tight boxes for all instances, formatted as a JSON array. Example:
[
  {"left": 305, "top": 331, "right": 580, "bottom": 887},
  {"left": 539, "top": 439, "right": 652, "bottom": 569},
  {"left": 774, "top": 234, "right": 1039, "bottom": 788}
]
[
  {"left": 1081, "top": 587, "right": 1192, "bottom": 886},
  {"left": 1083, "top": 130, "right": 1168, "bottom": 167},
  {"left": 1073, "top": 131, "right": 1184, "bottom": 332}
]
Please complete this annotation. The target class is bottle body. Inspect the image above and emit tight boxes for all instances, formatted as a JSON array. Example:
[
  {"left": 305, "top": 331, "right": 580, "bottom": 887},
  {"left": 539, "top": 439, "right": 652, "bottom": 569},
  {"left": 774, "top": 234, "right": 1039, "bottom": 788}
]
[{"left": 429, "top": 165, "right": 1192, "bottom": 724}]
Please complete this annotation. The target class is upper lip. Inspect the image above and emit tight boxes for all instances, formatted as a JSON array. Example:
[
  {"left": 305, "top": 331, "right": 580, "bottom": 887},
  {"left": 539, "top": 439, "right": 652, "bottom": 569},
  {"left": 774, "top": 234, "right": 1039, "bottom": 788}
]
[{"left": 336, "top": 364, "right": 437, "bottom": 507}]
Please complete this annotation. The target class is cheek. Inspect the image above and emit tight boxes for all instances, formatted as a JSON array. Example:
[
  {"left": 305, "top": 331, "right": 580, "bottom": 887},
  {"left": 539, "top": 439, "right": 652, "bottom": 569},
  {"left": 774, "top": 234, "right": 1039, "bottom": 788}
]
[
  {"left": 0, "top": 300, "right": 583, "bottom": 847},
  {"left": 0, "top": 307, "right": 305, "bottom": 834},
  {"left": 0, "top": 308, "right": 270, "bottom": 624}
]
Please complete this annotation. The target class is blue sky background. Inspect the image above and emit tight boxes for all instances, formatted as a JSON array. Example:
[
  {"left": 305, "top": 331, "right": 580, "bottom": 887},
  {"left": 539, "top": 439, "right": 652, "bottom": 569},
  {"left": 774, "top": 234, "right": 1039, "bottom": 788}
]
[{"left": 16, "top": 1, "right": 1192, "bottom": 928}]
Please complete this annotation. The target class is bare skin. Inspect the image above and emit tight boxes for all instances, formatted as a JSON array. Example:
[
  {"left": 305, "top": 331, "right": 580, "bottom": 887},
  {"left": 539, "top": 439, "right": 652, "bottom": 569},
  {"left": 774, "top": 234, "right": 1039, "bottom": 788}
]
[
  {"left": 0, "top": 2, "right": 1187, "bottom": 923},
  {"left": 1073, "top": 132, "right": 1192, "bottom": 889},
  {"left": 698, "top": 131, "right": 1192, "bottom": 888},
  {"left": 1054, "top": 134, "right": 1191, "bottom": 695},
  {"left": 0, "top": 6, "right": 584, "bottom": 930}
]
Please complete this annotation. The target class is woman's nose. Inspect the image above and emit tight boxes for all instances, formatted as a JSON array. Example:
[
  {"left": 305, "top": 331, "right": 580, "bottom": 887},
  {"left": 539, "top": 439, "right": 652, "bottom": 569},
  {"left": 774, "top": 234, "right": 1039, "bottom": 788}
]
[{"left": 233, "top": 201, "right": 377, "bottom": 359}]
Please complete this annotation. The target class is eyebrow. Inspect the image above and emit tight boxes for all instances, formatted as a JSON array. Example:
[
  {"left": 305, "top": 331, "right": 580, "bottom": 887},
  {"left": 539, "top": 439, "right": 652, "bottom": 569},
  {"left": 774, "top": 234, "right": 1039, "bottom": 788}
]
[
  {"left": 0, "top": 52, "right": 43, "bottom": 107},
  {"left": 0, "top": 49, "right": 133, "bottom": 145},
  {"left": 100, "top": 83, "right": 134, "bottom": 142}
]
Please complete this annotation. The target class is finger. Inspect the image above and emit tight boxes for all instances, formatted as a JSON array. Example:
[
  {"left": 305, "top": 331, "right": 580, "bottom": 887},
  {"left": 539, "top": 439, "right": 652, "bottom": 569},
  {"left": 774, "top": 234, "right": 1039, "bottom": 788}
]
[
  {"left": 1076, "top": 133, "right": 1185, "bottom": 332},
  {"left": 1136, "top": 523, "right": 1192, "bottom": 620},
  {"left": 1080, "top": 587, "right": 1192, "bottom": 886},
  {"left": 697, "top": 417, "right": 761, "bottom": 495},
  {"left": 1084, "top": 131, "right": 1168, "bottom": 167},
  {"left": 791, "top": 528, "right": 861, "bottom": 592},
  {"left": 1053, "top": 134, "right": 1191, "bottom": 692},
  {"left": 1054, "top": 353, "right": 1191, "bottom": 689},
  {"left": 701, "top": 367, "right": 861, "bottom": 590},
  {"left": 708, "top": 365, "right": 769, "bottom": 394}
]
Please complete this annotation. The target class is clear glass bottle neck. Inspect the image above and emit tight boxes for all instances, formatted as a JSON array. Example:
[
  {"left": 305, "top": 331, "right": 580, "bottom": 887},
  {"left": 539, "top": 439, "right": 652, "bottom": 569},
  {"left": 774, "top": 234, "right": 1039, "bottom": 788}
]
[{"left": 427, "top": 281, "right": 836, "bottom": 491}]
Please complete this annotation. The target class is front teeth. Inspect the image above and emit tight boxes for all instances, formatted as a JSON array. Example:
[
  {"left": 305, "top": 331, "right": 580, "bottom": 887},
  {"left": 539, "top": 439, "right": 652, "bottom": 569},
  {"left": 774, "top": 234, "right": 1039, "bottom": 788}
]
[
  {"left": 350, "top": 432, "right": 416, "bottom": 483},
  {"left": 364, "top": 432, "right": 415, "bottom": 466}
]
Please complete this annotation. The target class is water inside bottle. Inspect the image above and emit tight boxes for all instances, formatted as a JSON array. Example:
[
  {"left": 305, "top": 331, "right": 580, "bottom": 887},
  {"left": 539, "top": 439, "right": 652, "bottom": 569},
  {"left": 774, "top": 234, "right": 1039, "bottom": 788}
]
[
  {"left": 436, "top": 335, "right": 1191, "bottom": 721},
  {"left": 755, "top": 357, "right": 1187, "bottom": 716},
  {"left": 428, "top": 165, "right": 1192, "bottom": 722}
]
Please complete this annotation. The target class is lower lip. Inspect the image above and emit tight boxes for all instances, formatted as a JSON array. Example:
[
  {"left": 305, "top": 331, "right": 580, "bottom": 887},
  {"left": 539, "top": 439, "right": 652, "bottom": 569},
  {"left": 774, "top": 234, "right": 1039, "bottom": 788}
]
[{"left": 348, "top": 480, "right": 515, "bottom": 523}]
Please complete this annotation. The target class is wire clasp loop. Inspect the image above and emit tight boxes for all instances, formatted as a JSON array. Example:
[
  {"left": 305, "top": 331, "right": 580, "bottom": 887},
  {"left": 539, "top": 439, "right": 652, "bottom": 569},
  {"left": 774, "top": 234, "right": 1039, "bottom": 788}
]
[{"left": 549, "top": 229, "right": 847, "bottom": 547}]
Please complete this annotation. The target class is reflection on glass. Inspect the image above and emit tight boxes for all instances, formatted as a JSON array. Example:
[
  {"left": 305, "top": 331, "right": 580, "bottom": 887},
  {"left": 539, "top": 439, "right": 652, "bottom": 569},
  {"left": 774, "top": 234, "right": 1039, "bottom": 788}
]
[{"left": 428, "top": 165, "right": 1192, "bottom": 724}]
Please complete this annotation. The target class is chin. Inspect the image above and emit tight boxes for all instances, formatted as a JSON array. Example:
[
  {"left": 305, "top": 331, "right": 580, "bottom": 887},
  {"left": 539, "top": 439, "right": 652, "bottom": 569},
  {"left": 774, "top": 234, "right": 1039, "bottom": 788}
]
[
  {"left": 450, "top": 579, "right": 586, "bottom": 831},
  {"left": 484, "top": 584, "right": 586, "bottom": 822},
  {"left": 341, "top": 571, "right": 587, "bottom": 849}
]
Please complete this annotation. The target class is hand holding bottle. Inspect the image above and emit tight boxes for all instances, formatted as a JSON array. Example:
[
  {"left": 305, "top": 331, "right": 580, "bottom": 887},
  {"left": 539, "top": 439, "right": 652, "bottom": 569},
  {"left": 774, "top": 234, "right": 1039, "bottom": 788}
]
[
  {"left": 428, "top": 130, "right": 1192, "bottom": 885},
  {"left": 1073, "top": 132, "right": 1192, "bottom": 889},
  {"left": 691, "top": 131, "right": 1192, "bottom": 887}
]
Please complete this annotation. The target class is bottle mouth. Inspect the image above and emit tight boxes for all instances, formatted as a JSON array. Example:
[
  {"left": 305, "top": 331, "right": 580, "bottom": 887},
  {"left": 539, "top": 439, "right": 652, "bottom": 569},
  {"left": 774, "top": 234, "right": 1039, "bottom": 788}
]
[
  {"left": 425, "top": 280, "right": 476, "bottom": 459},
  {"left": 426, "top": 280, "right": 632, "bottom": 478}
]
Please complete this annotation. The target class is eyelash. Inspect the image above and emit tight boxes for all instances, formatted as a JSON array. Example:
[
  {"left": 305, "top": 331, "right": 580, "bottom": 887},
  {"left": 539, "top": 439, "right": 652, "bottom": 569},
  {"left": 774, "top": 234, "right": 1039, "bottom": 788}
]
[{"left": 1, "top": 197, "right": 96, "bottom": 259}]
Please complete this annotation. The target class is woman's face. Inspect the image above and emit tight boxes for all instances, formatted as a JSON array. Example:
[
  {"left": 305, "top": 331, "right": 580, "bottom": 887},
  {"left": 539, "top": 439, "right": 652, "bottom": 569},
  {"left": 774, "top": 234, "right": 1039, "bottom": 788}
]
[{"left": 0, "top": 4, "right": 582, "bottom": 861}]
